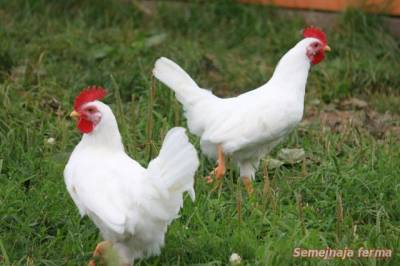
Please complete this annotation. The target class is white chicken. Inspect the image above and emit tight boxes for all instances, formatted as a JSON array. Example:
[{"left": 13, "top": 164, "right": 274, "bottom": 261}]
[
  {"left": 153, "top": 27, "right": 330, "bottom": 194},
  {"left": 64, "top": 87, "right": 199, "bottom": 266}
]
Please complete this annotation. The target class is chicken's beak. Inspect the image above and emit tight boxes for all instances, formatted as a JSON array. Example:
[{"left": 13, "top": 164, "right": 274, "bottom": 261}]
[
  {"left": 324, "top": 45, "right": 331, "bottom": 52},
  {"left": 70, "top": 110, "right": 80, "bottom": 119}
]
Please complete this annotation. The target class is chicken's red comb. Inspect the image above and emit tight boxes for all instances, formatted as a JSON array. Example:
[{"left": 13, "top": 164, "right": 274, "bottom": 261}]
[
  {"left": 74, "top": 86, "right": 107, "bottom": 110},
  {"left": 303, "top": 27, "right": 327, "bottom": 45}
]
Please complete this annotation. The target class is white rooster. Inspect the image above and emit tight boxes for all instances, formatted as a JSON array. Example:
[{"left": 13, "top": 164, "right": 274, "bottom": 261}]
[
  {"left": 64, "top": 87, "right": 199, "bottom": 266},
  {"left": 153, "top": 27, "right": 330, "bottom": 194}
]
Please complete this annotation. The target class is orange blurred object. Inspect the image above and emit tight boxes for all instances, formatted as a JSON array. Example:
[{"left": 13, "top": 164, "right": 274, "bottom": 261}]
[{"left": 241, "top": 0, "right": 400, "bottom": 16}]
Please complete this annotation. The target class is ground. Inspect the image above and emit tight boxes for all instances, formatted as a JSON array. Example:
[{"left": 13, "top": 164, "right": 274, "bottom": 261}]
[{"left": 0, "top": 0, "right": 399, "bottom": 265}]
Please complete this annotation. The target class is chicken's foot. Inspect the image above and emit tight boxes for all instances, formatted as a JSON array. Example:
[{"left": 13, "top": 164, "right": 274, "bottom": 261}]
[
  {"left": 242, "top": 176, "right": 254, "bottom": 195},
  {"left": 88, "top": 240, "right": 112, "bottom": 266},
  {"left": 204, "top": 144, "right": 226, "bottom": 185}
]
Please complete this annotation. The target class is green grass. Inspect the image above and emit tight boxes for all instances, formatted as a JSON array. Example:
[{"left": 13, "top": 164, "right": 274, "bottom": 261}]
[{"left": 0, "top": 0, "right": 399, "bottom": 265}]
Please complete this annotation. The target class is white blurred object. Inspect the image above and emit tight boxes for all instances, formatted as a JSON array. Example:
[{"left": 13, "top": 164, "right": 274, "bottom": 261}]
[{"left": 229, "top": 253, "right": 242, "bottom": 265}]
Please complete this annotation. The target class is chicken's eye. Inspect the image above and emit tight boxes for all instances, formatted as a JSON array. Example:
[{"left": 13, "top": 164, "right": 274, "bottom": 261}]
[{"left": 86, "top": 107, "right": 95, "bottom": 113}]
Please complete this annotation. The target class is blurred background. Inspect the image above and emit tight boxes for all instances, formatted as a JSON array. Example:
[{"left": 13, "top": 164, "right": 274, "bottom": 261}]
[{"left": 0, "top": 0, "right": 399, "bottom": 265}]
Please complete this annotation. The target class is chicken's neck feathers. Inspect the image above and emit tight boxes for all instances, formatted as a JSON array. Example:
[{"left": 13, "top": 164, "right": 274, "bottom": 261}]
[
  {"left": 79, "top": 111, "right": 124, "bottom": 152},
  {"left": 263, "top": 44, "right": 311, "bottom": 101}
]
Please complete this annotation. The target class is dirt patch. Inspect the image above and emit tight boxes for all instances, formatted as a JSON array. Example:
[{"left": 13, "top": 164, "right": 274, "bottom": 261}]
[{"left": 303, "top": 97, "right": 400, "bottom": 138}]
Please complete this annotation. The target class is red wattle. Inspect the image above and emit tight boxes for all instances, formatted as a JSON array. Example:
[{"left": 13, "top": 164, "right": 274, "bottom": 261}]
[
  {"left": 77, "top": 118, "right": 94, "bottom": 133},
  {"left": 311, "top": 52, "right": 325, "bottom": 65}
]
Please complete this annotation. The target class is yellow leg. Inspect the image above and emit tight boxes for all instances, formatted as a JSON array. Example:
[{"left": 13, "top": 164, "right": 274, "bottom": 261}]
[
  {"left": 204, "top": 144, "right": 226, "bottom": 184},
  {"left": 88, "top": 241, "right": 112, "bottom": 266},
  {"left": 242, "top": 176, "right": 254, "bottom": 195},
  {"left": 215, "top": 144, "right": 226, "bottom": 180}
]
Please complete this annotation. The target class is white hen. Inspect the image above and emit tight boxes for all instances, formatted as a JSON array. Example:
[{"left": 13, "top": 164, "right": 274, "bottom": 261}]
[
  {"left": 153, "top": 27, "right": 330, "bottom": 193},
  {"left": 64, "top": 87, "right": 199, "bottom": 266}
]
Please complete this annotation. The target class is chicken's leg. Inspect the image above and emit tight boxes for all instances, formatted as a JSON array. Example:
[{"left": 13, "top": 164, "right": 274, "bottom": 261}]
[
  {"left": 204, "top": 144, "right": 226, "bottom": 184},
  {"left": 242, "top": 176, "right": 254, "bottom": 195},
  {"left": 215, "top": 144, "right": 226, "bottom": 180},
  {"left": 88, "top": 240, "right": 112, "bottom": 266}
]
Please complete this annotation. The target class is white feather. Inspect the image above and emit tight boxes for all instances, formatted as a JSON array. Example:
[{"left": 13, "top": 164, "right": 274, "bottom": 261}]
[
  {"left": 64, "top": 101, "right": 199, "bottom": 264},
  {"left": 154, "top": 38, "right": 319, "bottom": 180}
]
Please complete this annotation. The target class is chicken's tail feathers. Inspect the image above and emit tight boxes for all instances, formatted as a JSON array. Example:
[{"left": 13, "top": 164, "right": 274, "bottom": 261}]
[
  {"left": 153, "top": 57, "right": 198, "bottom": 90},
  {"left": 153, "top": 57, "right": 207, "bottom": 107},
  {"left": 147, "top": 127, "right": 199, "bottom": 201}
]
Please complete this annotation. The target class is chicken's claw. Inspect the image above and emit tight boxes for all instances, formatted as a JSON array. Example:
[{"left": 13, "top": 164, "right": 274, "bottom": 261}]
[
  {"left": 242, "top": 176, "right": 254, "bottom": 195},
  {"left": 88, "top": 240, "right": 112, "bottom": 266},
  {"left": 215, "top": 164, "right": 226, "bottom": 180},
  {"left": 204, "top": 163, "right": 225, "bottom": 184},
  {"left": 204, "top": 144, "right": 226, "bottom": 187},
  {"left": 204, "top": 175, "right": 214, "bottom": 184}
]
